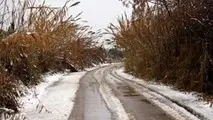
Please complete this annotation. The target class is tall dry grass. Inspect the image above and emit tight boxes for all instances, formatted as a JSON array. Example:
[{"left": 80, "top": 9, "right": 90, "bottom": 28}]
[
  {"left": 111, "top": 0, "right": 213, "bottom": 98},
  {"left": 0, "top": 72, "right": 22, "bottom": 113},
  {"left": 0, "top": 0, "right": 106, "bottom": 115}
]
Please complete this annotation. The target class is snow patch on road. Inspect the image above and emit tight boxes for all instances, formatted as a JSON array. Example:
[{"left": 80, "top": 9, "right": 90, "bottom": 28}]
[
  {"left": 85, "top": 63, "right": 110, "bottom": 71},
  {"left": 116, "top": 67, "right": 213, "bottom": 120},
  {"left": 20, "top": 72, "right": 86, "bottom": 120},
  {"left": 93, "top": 68, "right": 130, "bottom": 120}
]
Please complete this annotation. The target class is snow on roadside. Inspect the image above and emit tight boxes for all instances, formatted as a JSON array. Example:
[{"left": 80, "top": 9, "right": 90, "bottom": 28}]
[
  {"left": 19, "top": 72, "right": 86, "bottom": 120},
  {"left": 116, "top": 67, "right": 213, "bottom": 120}
]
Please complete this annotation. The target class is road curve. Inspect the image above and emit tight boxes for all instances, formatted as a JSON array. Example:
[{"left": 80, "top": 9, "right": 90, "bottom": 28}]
[{"left": 69, "top": 64, "right": 172, "bottom": 120}]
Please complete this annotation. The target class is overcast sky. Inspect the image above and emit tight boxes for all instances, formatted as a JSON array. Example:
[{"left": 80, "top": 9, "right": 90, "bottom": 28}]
[{"left": 43, "top": 0, "right": 132, "bottom": 31}]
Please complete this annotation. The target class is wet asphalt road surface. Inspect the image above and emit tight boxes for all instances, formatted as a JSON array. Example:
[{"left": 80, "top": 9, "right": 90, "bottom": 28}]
[
  {"left": 68, "top": 69, "right": 111, "bottom": 120},
  {"left": 69, "top": 65, "right": 172, "bottom": 120}
]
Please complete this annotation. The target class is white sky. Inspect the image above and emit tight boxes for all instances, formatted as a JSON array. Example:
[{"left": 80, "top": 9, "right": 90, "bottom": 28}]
[
  {"left": 4, "top": 0, "right": 131, "bottom": 47},
  {"left": 43, "top": 0, "right": 132, "bottom": 31},
  {"left": 43, "top": 0, "right": 132, "bottom": 48}
]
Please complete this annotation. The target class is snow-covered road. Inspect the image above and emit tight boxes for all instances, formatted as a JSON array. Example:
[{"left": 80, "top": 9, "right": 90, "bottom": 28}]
[
  {"left": 114, "top": 66, "right": 213, "bottom": 120},
  {"left": 70, "top": 65, "right": 171, "bottom": 120},
  {"left": 18, "top": 64, "right": 213, "bottom": 120}
]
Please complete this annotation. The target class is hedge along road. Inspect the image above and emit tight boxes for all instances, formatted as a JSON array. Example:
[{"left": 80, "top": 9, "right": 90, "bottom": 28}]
[{"left": 68, "top": 64, "right": 173, "bottom": 120}]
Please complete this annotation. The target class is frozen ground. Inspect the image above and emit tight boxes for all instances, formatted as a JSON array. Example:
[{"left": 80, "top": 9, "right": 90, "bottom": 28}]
[{"left": 19, "top": 72, "right": 86, "bottom": 120}]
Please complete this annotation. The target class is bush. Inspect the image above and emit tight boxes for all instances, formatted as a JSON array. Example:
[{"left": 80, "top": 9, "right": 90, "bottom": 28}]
[
  {"left": 112, "top": 0, "right": 213, "bottom": 95},
  {"left": 0, "top": 0, "right": 106, "bottom": 115},
  {"left": 0, "top": 0, "right": 105, "bottom": 85}
]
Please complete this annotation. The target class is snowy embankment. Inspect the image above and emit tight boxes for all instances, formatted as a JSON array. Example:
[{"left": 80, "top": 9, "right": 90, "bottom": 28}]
[
  {"left": 19, "top": 72, "right": 86, "bottom": 120},
  {"left": 115, "top": 67, "right": 213, "bottom": 120}
]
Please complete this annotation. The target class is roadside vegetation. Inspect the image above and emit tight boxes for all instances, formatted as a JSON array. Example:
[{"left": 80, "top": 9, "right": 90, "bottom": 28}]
[
  {"left": 0, "top": 0, "right": 105, "bottom": 117},
  {"left": 110, "top": 0, "right": 213, "bottom": 102}
]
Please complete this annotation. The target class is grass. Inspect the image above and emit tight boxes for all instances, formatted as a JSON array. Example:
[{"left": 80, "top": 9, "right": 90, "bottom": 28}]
[
  {"left": 0, "top": 0, "right": 106, "bottom": 117},
  {"left": 110, "top": 0, "right": 213, "bottom": 102},
  {"left": 0, "top": 72, "right": 22, "bottom": 113}
]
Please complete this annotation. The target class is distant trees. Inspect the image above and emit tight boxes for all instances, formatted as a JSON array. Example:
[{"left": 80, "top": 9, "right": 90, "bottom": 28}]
[
  {"left": 107, "top": 48, "right": 123, "bottom": 60},
  {"left": 112, "top": 0, "right": 213, "bottom": 97}
]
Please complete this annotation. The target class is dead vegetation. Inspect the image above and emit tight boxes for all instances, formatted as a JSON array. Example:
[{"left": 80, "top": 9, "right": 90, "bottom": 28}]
[
  {"left": 110, "top": 0, "right": 213, "bottom": 101},
  {"left": 0, "top": 0, "right": 105, "bottom": 115}
]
